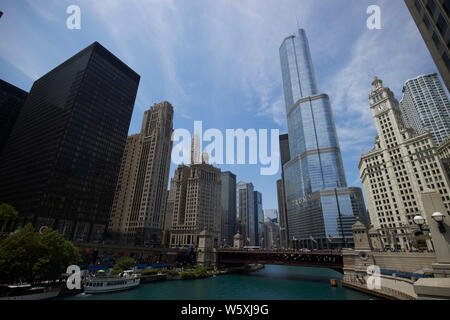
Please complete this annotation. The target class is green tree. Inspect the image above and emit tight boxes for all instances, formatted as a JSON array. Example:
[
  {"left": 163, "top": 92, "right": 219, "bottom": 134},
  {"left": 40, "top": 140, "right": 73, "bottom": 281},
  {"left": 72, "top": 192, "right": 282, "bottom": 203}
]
[
  {"left": 111, "top": 256, "right": 135, "bottom": 274},
  {"left": 0, "top": 203, "right": 19, "bottom": 232},
  {"left": 32, "top": 228, "right": 82, "bottom": 282},
  {"left": 0, "top": 224, "right": 42, "bottom": 284},
  {"left": 0, "top": 224, "right": 81, "bottom": 285},
  {"left": 141, "top": 269, "right": 159, "bottom": 276}
]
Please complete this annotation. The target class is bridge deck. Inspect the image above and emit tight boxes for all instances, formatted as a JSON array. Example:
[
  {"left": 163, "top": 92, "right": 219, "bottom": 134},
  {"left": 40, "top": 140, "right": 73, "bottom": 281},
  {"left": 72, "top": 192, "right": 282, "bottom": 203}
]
[{"left": 216, "top": 249, "right": 344, "bottom": 272}]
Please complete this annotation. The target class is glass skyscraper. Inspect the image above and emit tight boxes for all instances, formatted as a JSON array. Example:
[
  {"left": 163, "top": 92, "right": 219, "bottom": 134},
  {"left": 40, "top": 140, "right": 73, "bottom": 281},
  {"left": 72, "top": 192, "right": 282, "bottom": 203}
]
[
  {"left": 400, "top": 73, "right": 450, "bottom": 146},
  {"left": 0, "top": 79, "right": 28, "bottom": 156},
  {"left": 0, "top": 42, "right": 140, "bottom": 242},
  {"left": 221, "top": 171, "right": 237, "bottom": 247},
  {"left": 279, "top": 29, "right": 368, "bottom": 249}
]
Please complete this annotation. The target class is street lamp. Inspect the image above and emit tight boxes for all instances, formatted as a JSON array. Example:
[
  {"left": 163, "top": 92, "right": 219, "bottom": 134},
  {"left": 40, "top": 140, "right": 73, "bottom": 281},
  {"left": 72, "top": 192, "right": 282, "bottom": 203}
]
[
  {"left": 432, "top": 212, "right": 446, "bottom": 234},
  {"left": 413, "top": 215, "right": 425, "bottom": 233}
]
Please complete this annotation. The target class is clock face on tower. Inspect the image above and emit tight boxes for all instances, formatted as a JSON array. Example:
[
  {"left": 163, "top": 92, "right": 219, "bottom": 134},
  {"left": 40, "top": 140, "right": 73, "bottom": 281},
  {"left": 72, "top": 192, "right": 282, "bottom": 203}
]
[{"left": 377, "top": 103, "right": 385, "bottom": 112}]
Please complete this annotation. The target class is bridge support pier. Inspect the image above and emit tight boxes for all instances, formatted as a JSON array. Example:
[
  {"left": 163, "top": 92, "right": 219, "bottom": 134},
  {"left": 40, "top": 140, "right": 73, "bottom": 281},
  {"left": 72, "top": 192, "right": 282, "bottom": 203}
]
[{"left": 196, "top": 230, "right": 216, "bottom": 266}]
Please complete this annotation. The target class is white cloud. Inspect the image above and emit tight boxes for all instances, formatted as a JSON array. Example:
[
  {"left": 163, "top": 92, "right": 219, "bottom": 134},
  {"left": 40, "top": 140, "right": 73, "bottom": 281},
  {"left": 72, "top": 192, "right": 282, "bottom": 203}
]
[{"left": 323, "top": 0, "right": 435, "bottom": 157}]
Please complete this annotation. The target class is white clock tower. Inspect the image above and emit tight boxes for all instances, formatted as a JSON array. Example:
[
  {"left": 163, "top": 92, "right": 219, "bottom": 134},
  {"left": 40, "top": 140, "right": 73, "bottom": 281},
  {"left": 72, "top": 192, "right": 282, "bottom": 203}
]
[
  {"left": 369, "top": 76, "right": 408, "bottom": 151},
  {"left": 360, "top": 77, "right": 450, "bottom": 251}
]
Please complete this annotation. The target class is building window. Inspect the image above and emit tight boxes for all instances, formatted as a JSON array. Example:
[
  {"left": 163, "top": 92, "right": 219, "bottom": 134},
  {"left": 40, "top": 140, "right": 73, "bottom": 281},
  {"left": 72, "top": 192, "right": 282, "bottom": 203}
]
[{"left": 436, "top": 14, "right": 448, "bottom": 35}]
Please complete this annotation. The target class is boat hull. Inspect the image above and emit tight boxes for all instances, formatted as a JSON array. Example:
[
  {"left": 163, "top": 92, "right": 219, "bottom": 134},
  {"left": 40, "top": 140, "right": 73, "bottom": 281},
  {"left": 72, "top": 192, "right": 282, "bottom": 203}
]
[
  {"left": 0, "top": 288, "right": 61, "bottom": 300},
  {"left": 84, "top": 278, "right": 140, "bottom": 294}
]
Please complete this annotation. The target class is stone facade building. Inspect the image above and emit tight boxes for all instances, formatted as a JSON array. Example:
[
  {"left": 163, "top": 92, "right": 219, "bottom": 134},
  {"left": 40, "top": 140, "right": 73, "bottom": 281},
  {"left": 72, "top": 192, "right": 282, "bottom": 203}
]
[
  {"left": 108, "top": 101, "right": 173, "bottom": 246},
  {"left": 359, "top": 77, "right": 450, "bottom": 251},
  {"left": 169, "top": 162, "right": 222, "bottom": 248},
  {"left": 437, "top": 136, "right": 450, "bottom": 181}
]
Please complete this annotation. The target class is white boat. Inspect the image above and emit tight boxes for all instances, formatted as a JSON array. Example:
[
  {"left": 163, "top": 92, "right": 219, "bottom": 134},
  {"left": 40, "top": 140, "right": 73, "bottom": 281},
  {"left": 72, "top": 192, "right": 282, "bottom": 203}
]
[
  {"left": 84, "top": 270, "right": 140, "bottom": 294},
  {"left": 0, "top": 284, "right": 61, "bottom": 300}
]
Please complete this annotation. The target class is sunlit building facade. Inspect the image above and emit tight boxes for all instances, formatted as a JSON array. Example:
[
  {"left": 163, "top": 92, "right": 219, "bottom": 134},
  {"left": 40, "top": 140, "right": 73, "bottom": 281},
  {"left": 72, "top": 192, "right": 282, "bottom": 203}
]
[{"left": 400, "top": 73, "right": 450, "bottom": 146}]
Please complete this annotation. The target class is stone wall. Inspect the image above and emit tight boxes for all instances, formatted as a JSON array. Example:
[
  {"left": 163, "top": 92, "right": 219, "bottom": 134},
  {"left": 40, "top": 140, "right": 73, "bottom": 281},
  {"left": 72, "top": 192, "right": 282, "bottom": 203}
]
[{"left": 372, "top": 252, "right": 436, "bottom": 273}]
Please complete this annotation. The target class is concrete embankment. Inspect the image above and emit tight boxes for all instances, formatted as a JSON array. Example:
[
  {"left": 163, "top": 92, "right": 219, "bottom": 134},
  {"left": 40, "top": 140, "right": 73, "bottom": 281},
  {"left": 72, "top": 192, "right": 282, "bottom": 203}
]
[{"left": 341, "top": 274, "right": 417, "bottom": 300}]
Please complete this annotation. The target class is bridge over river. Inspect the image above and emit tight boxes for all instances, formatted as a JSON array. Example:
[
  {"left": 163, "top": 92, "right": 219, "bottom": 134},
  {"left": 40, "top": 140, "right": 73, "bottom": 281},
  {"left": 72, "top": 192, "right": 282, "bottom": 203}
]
[{"left": 216, "top": 249, "right": 344, "bottom": 273}]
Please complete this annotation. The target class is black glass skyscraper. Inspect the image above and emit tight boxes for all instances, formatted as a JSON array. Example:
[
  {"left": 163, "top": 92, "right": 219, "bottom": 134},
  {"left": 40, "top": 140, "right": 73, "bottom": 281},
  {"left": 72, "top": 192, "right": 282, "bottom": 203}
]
[
  {"left": 277, "top": 133, "right": 290, "bottom": 248},
  {"left": 0, "top": 79, "right": 28, "bottom": 156},
  {"left": 220, "top": 171, "right": 236, "bottom": 247},
  {"left": 0, "top": 42, "right": 140, "bottom": 242}
]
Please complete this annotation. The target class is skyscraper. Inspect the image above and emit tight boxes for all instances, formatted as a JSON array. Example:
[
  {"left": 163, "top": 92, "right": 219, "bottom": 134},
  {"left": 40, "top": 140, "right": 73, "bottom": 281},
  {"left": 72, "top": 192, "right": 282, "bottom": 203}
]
[
  {"left": 190, "top": 131, "right": 201, "bottom": 165},
  {"left": 400, "top": 73, "right": 450, "bottom": 146},
  {"left": 264, "top": 217, "right": 280, "bottom": 249},
  {"left": 277, "top": 133, "right": 290, "bottom": 248},
  {"left": 236, "top": 181, "right": 255, "bottom": 246},
  {"left": 0, "top": 79, "right": 27, "bottom": 156},
  {"left": 279, "top": 29, "right": 368, "bottom": 249},
  {"left": 276, "top": 179, "right": 289, "bottom": 248},
  {"left": 0, "top": 42, "right": 140, "bottom": 242},
  {"left": 254, "top": 190, "right": 264, "bottom": 247},
  {"left": 220, "top": 171, "right": 236, "bottom": 247},
  {"left": 108, "top": 102, "right": 174, "bottom": 246},
  {"left": 359, "top": 77, "right": 450, "bottom": 251},
  {"left": 404, "top": 0, "right": 450, "bottom": 91},
  {"left": 168, "top": 161, "right": 222, "bottom": 248},
  {"left": 264, "top": 209, "right": 279, "bottom": 222}
]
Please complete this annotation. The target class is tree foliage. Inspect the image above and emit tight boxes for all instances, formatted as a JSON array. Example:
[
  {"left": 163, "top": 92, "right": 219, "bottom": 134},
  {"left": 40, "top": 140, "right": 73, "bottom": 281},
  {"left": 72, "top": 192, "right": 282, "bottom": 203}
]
[
  {"left": 0, "top": 203, "right": 19, "bottom": 232},
  {"left": 114, "top": 256, "right": 135, "bottom": 271},
  {"left": 0, "top": 224, "right": 81, "bottom": 285},
  {"left": 0, "top": 203, "right": 18, "bottom": 221}
]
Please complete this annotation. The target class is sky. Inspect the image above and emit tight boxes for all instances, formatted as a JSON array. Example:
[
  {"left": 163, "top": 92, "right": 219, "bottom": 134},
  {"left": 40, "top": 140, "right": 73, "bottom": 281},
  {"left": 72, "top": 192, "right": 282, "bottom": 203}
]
[{"left": 0, "top": 0, "right": 441, "bottom": 211}]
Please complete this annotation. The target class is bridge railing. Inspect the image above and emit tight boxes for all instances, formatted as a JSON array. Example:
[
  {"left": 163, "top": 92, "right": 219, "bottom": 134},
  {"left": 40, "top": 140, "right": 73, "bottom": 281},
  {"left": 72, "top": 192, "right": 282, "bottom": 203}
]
[{"left": 342, "top": 275, "right": 416, "bottom": 300}]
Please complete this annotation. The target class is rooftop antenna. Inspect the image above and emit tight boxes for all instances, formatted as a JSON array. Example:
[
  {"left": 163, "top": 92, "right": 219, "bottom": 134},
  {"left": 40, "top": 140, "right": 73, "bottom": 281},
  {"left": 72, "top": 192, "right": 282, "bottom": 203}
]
[{"left": 296, "top": 16, "right": 300, "bottom": 30}]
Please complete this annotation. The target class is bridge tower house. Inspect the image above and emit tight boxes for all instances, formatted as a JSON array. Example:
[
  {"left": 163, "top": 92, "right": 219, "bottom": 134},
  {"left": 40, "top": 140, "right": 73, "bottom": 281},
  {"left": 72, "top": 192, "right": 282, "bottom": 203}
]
[
  {"left": 197, "top": 230, "right": 216, "bottom": 266},
  {"left": 233, "top": 232, "right": 244, "bottom": 249}
]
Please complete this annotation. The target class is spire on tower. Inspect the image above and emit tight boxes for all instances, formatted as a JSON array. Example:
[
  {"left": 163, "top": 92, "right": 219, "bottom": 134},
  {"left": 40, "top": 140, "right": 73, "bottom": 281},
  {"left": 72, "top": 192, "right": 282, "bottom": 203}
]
[{"left": 372, "top": 76, "right": 383, "bottom": 89}]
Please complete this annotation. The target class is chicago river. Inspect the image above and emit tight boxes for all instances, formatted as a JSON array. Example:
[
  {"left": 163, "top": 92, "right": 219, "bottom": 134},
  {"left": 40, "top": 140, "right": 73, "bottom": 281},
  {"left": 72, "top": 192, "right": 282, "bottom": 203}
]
[{"left": 63, "top": 265, "right": 376, "bottom": 300}]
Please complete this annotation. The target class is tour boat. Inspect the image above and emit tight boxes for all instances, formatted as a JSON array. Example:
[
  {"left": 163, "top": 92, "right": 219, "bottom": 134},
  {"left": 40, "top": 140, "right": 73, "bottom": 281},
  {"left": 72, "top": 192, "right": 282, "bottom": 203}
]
[
  {"left": 0, "top": 284, "right": 61, "bottom": 300},
  {"left": 84, "top": 270, "right": 140, "bottom": 294}
]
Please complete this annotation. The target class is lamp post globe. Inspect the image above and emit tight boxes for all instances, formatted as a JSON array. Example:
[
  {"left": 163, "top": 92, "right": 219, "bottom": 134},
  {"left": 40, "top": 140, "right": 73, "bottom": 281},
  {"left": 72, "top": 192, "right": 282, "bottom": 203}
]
[
  {"left": 431, "top": 212, "right": 445, "bottom": 222},
  {"left": 414, "top": 215, "right": 425, "bottom": 226}
]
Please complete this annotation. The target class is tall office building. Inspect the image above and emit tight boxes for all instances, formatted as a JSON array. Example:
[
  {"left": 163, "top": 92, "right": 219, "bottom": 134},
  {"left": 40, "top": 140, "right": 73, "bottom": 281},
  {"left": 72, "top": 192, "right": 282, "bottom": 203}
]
[
  {"left": 0, "top": 42, "right": 140, "bottom": 242},
  {"left": 264, "top": 209, "right": 278, "bottom": 222},
  {"left": 220, "top": 171, "right": 236, "bottom": 247},
  {"left": 276, "top": 179, "right": 289, "bottom": 247},
  {"left": 276, "top": 133, "right": 290, "bottom": 248},
  {"left": 108, "top": 102, "right": 174, "bottom": 246},
  {"left": 359, "top": 77, "right": 450, "bottom": 251},
  {"left": 264, "top": 217, "right": 280, "bottom": 249},
  {"left": 400, "top": 73, "right": 450, "bottom": 146},
  {"left": 0, "top": 80, "right": 28, "bottom": 156},
  {"left": 404, "top": 0, "right": 450, "bottom": 91},
  {"left": 279, "top": 29, "right": 368, "bottom": 249},
  {"left": 254, "top": 190, "right": 264, "bottom": 247},
  {"left": 169, "top": 160, "right": 222, "bottom": 248},
  {"left": 236, "top": 181, "right": 255, "bottom": 246}
]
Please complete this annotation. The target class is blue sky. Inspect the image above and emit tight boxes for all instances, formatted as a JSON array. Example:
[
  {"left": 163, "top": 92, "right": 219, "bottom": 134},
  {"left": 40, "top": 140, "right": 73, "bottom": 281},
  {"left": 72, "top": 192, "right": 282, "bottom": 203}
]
[{"left": 0, "top": 0, "right": 440, "bottom": 211}]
